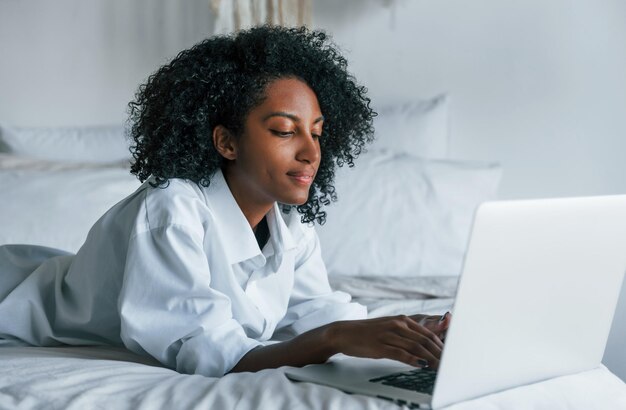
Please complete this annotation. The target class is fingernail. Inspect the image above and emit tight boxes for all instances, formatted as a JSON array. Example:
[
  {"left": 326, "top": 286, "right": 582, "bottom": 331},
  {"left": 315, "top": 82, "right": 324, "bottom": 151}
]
[
  {"left": 439, "top": 312, "right": 449, "bottom": 323},
  {"left": 417, "top": 359, "right": 429, "bottom": 368}
]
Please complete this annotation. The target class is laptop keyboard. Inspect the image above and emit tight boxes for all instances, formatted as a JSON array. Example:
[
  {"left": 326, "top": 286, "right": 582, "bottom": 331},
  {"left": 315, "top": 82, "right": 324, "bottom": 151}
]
[{"left": 369, "top": 369, "right": 437, "bottom": 395}]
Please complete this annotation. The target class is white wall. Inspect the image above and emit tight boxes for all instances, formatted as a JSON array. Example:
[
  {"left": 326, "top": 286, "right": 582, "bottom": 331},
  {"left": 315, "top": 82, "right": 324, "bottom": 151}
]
[
  {"left": 313, "top": 0, "right": 626, "bottom": 200},
  {"left": 1, "top": 0, "right": 625, "bottom": 381},
  {"left": 0, "top": 0, "right": 213, "bottom": 126},
  {"left": 312, "top": 0, "right": 626, "bottom": 381}
]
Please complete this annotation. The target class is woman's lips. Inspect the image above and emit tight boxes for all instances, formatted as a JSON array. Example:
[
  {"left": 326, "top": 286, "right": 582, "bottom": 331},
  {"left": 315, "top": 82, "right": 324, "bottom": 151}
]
[{"left": 287, "top": 173, "right": 314, "bottom": 185}]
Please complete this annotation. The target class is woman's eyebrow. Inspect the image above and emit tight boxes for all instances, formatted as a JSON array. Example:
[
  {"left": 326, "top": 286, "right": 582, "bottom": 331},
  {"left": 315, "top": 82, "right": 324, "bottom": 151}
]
[{"left": 262, "top": 112, "right": 324, "bottom": 124}]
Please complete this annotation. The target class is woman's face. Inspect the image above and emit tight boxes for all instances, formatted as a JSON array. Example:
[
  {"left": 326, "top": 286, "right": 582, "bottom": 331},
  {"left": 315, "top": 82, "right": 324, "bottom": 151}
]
[{"left": 220, "top": 77, "right": 323, "bottom": 209}]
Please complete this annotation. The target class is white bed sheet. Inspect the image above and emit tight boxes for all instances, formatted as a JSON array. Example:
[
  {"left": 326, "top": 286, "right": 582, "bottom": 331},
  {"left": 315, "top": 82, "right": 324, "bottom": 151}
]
[
  {"left": 1, "top": 344, "right": 624, "bottom": 410},
  {"left": 1, "top": 292, "right": 624, "bottom": 409}
]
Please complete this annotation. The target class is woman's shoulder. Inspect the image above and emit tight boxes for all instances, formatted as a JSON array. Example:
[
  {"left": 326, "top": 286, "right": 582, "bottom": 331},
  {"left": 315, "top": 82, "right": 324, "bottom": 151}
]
[
  {"left": 145, "top": 178, "right": 204, "bottom": 198},
  {"left": 141, "top": 178, "right": 212, "bottom": 231}
]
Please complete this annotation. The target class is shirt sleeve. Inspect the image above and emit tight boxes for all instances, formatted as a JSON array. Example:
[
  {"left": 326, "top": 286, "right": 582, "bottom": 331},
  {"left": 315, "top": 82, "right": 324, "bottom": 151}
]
[
  {"left": 275, "top": 226, "right": 368, "bottom": 336},
  {"left": 118, "top": 224, "right": 262, "bottom": 377}
]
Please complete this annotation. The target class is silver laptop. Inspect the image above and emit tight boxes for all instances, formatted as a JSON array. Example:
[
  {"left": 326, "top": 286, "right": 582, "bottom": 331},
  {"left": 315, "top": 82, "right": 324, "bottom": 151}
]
[{"left": 285, "top": 195, "right": 626, "bottom": 409}]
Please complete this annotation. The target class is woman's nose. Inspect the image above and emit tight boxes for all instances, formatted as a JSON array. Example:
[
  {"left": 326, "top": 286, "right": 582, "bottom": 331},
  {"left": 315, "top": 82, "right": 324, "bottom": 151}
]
[{"left": 296, "top": 132, "right": 320, "bottom": 164}]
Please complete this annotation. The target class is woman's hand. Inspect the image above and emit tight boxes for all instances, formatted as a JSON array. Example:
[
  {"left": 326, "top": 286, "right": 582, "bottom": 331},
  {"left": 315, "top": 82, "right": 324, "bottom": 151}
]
[
  {"left": 230, "top": 312, "right": 453, "bottom": 375},
  {"left": 328, "top": 314, "right": 447, "bottom": 370},
  {"left": 410, "top": 312, "right": 451, "bottom": 342}
]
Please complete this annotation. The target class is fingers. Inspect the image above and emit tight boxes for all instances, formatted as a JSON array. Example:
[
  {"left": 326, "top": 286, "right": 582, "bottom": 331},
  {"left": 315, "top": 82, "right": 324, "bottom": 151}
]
[
  {"left": 411, "top": 312, "right": 452, "bottom": 341},
  {"left": 402, "top": 316, "right": 444, "bottom": 350},
  {"left": 334, "top": 315, "right": 450, "bottom": 369},
  {"left": 378, "top": 344, "right": 434, "bottom": 369},
  {"left": 439, "top": 312, "right": 452, "bottom": 327},
  {"left": 384, "top": 334, "right": 441, "bottom": 369},
  {"left": 384, "top": 315, "right": 445, "bottom": 368},
  {"left": 438, "top": 312, "right": 452, "bottom": 341}
]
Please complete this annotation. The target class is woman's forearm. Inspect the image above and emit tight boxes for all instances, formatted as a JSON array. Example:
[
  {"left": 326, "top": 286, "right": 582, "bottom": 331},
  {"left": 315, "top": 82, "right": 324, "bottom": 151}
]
[
  {"left": 228, "top": 314, "right": 449, "bottom": 374},
  {"left": 227, "top": 322, "right": 341, "bottom": 374}
]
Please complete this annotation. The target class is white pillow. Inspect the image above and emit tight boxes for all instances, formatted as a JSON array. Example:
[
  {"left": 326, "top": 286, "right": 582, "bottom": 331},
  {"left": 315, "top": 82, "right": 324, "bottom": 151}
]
[
  {"left": 370, "top": 94, "right": 449, "bottom": 158},
  {"left": 0, "top": 95, "right": 446, "bottom": 163},
  {"left": 0, "top": 165, "right": 140, "bottom": 253},
  {"left": 316, "top": 150, "right": 502, "bottom": 277},
  {"left": 0, "top": 125, "right": 131, "bottom": 163}
]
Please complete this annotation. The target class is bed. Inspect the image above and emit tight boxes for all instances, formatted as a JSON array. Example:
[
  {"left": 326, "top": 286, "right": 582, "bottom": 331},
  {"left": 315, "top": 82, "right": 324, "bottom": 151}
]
[{"left": 1, "top": 97, "right": 625, "bottom": 409}]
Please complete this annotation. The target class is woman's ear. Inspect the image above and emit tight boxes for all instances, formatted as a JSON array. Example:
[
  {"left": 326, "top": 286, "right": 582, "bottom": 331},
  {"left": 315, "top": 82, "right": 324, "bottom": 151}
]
[{"left": 213, "top": 125, "right": 238, "bottom": 160}]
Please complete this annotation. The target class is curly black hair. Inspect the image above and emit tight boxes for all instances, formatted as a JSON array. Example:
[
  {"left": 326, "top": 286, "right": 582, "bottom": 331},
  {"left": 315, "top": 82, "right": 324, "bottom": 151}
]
[{"left": 128, "top": 25, "right": 375, "bottom": 225}]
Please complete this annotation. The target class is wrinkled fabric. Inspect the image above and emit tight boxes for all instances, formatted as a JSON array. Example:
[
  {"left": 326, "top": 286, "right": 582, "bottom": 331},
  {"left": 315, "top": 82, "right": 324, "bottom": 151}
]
[
  {"left": 0, "top": 169, "right": 366, "bottom": 376},
  {"left": 0, "top": 345, "right": 624, "bottom": 410}
]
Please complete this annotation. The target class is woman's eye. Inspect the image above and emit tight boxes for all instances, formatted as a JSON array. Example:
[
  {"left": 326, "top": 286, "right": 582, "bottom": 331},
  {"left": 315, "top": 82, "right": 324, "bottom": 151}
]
[
  {"left": 312, "top": 133, "right": 322, "bottom": 139},
  {"left": 271, "top": 130, "right": 294, "bottom": 137}
]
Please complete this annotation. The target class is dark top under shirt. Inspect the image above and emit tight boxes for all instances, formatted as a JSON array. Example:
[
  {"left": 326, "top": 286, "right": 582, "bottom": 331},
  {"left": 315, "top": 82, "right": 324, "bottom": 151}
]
[{"left": 254, "top": 216, "right": 270, "bottom": 249}]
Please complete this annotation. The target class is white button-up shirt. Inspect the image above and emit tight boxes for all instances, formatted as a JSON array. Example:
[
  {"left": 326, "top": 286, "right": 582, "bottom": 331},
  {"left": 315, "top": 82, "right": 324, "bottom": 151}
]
[{"left": 0, "top": 169, "right": 367, "bottom": 377}]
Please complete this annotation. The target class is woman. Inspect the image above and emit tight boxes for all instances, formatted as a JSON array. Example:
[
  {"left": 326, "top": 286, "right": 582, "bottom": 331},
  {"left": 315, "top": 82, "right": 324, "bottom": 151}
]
[{"left": 0, "top": 25, "right": 450, "bottom": 377}]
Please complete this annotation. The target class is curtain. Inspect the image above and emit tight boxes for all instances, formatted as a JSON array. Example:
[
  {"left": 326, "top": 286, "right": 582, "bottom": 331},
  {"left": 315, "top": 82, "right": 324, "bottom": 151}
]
[{"left": 210, "top": 0, "right": 312, "bottom": 34}]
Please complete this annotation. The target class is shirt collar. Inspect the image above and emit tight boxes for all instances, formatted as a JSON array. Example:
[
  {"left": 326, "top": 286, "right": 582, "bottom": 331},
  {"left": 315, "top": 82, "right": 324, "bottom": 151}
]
[{"left": 202, "top": 168, "right": 297, "bottom": 266}]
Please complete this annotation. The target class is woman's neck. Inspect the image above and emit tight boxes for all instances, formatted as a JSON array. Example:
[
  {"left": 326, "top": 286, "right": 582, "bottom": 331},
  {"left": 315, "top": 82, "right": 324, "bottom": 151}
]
[{"left": 222, "top": 167, "right": 273, "bottom": 231}]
